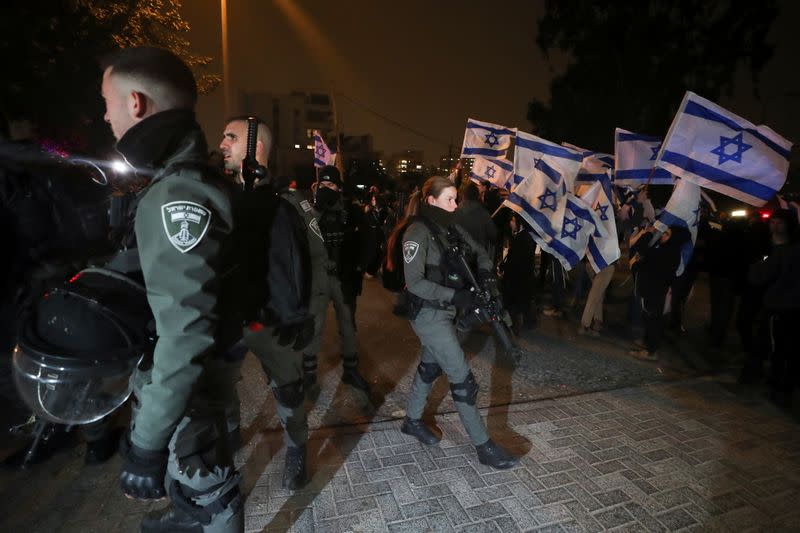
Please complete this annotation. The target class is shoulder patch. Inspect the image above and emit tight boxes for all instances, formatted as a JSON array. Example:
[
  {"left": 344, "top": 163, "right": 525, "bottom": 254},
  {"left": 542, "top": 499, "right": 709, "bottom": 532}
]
[
  {"left": 161, "top": 201, "right": 212, "bottom": 253},
  {"left": 309, "top": 217, "right": 324, "bottom": 241},
  {"left": 300, "top": 199, "right": 313, "bottom": 212},
  {"left": 403, "top": 241, "right": 420, "bottom": 263}
]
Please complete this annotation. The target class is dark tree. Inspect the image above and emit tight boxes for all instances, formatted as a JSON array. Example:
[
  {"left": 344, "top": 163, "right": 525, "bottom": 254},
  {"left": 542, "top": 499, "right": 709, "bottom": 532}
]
[
  {"left": 0, "top": 0, "right": 219, "bottom": 153},
  {"left": 528, "top": 1, "right": 778, "bottom": 152}
]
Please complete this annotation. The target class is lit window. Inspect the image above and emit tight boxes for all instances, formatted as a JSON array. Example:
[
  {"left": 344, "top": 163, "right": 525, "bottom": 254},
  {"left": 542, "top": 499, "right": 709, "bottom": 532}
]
[
  {"left": 306, "top": 145, "right": 314, "bottom": 150},
  {"left": 294, "top": 144, "right": 301, "bottom": 149},
  {"left": 416, "top": 164, "right": 422, "bottom": 169}
]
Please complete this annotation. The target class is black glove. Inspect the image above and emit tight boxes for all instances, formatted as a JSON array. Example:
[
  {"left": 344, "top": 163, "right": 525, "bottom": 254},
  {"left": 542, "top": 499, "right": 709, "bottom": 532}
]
[
  {"left": 274, "top": 316, "right": 315, "bottom": 351},
  {"left": 119, "top": 431, "right": 168, "bottom": 500},
  {"left": 451, "top": 288, "right": 476, "bottom": 312}
]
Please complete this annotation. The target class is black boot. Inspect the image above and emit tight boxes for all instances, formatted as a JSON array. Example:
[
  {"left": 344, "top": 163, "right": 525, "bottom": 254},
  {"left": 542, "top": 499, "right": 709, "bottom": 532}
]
[
  {"left": 342, "top": 367, "right": 370, "bottom": 394},
  {"left": 400, "top": 417, "right": 441, "bottom": 446},
  {"left": 303, "top": 371, "right": 320, "bottom": 401},
  {"left": 283, "top": 445, "right": 308, "bottom": 490},
  {"left": 140, "top": 505, "right": 203, "bottom": 532},
  {"left": 475, "top": 439, "right": 519, "bottom": 470},
  {"left": 84, "top": 427, "right": 122, "bottom": 466}
]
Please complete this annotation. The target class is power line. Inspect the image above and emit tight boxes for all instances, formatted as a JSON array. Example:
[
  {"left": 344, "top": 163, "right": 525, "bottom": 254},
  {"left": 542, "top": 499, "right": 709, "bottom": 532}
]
[{"left": 334, "top": 90, "right": 452, "bottom": 148}]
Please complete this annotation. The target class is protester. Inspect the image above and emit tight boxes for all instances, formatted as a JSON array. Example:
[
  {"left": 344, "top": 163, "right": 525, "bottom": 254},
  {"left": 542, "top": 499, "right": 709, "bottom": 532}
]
[
  {"left": 499, "top": 213, "right": 537, "bottom": 335},
  {"left": 629, "top": 225, "right": 691, "bottom": 360},
  {"left": 579, "top": 262, "right": 616, "bottom": 337}
]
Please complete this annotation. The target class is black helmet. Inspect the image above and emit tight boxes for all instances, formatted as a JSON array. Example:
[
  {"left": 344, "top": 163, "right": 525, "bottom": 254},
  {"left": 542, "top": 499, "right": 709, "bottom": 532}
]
[{"left": 13, "top": 268, "right": 154, "bottom": 425}]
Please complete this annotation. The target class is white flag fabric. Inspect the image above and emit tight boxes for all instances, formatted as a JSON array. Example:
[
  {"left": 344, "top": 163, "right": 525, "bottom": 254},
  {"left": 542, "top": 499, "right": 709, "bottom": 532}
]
[
  {"left": 503, "top": 132, "right": 583, "bottom": 240},
  {"left": 470, "top": 156, "right": 514, "bottom": 190},
  {"left": 562, "top": 142, "right": 615, "bottom": 186},
  {"left": 653, "top": 178, "right": 701, "bottom": 276},
  {"left": 655, "top": 91, "right": 792, "bottom": 207},
  {"left": 529, "top": 193, "right": 606, "bottom": 271},
  {"left": 614, "top": 128, "right": 673, "bottom": 185},
  {"left": 579, "top": 175, "right": 620, "bottom": 272},
  {"left": 313, "top": 130, "right": 336, "bottom": 168},
  {"left": 460, "top": 118, "right": 516, "bottom": 159}
]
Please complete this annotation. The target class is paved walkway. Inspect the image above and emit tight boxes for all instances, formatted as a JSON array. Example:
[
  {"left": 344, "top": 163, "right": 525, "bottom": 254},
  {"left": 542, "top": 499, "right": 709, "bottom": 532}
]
[{"left": 2, "top": 377, "right": 799, "bottom": 532}]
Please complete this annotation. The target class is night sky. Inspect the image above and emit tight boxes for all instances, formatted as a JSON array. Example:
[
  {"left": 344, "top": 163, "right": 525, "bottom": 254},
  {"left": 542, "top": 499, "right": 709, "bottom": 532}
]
[{"left": 181, "top": 0, "right": 800, "bottom": 168}]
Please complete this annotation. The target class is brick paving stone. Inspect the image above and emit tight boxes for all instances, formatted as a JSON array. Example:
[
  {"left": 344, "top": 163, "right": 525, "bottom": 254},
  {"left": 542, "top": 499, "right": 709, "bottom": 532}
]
[
  {"left": 352, "top": 480, "right": 392, "bottom": 497},
  {"left": 656, "top": 507, "right": 698, "bottom": 529},
  {"left": 437, "top": 456, "right": 469, "bottom": 469},
  {"left": 540, "top": 472, "right": 573, "bottom": 489},
  {"left": 482, "top": 470, "right": 519, "bottom": 486},
  {"left": 426, "top": 512, "right": 456, "bottom": 533},
  {"left": 401, "top": 498, "right": 443, "bottom": 519},
  {"left": 533, "top": 503, "right": 574, "bottom": 525},
  {"left": 466, "top": 501, "right": 509, "bottom": 521},
  {"left": 439, "top": 495, "right": 472, "bottom": 527},
  {"left": 594, "top": 488, "right": 631, "bottom": 507},
  {"left": 536, "top": 487, "right": 574, "bottom": 505},
  {"left": 593, "top": 505, "right": 635, "bottom": 529},
  {"left": 376, "top": 492, "right": 403, "bottom": 523},
  {"left": 624, "top": 502, "right": 667, "bottom": 532},
  {"left": 414, "top": 450, "right": 438, "bottom": 472},
  {"left": 474, "top": 484, "right": 512, "bottom": 503},
  {"left": 401, "top": 463, "right": 427, "bottom": 487},
  {"left": 387, "top": 517, "right": 428, "bottom": 533},
  {"left": 563, "top": 500, "right": 603, "bottom": 532},
  {"left": 494, "top": 515, "right": 522, "bottom": 532},
  {"left": 456, "top": 521, "right": 501, "bottom": 532},
  {"left": 411, "top": 483, "right": 451, "bottom": 500}
]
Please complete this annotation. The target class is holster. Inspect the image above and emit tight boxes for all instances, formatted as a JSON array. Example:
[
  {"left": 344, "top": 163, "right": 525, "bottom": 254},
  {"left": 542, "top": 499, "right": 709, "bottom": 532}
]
[{"left": 393, "top": 289, "right": 424, "bottom": 320}]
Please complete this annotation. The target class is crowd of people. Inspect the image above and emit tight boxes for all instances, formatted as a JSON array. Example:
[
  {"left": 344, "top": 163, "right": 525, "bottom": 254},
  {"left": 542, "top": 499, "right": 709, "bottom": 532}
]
[{"left": 1, "top": 46, "right": 799, "bottom": 533}]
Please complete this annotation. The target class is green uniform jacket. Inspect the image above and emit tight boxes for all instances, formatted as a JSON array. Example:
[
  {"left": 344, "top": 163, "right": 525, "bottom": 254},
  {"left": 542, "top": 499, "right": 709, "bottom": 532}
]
[
  {"left": 282, "top": 190, "right": 329, "bottom": 301},
  {"left": 402, "top": 218, "right": 493, "bottom": 307},
  {"left": 118, "top": 111, "right": 235, "bottom": 451}
]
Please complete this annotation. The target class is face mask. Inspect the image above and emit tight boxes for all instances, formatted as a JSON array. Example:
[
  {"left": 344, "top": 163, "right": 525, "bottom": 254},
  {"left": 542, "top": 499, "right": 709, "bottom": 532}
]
[{"left": 315, "top": 187, "right": 341, "bottom": 210}]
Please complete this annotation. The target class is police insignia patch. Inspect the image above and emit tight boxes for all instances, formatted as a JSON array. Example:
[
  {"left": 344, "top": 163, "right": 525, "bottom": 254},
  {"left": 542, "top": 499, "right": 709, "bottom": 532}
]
[
  {"left": 300, "top": 200, "right": 313, "bottom": 212},
  {"left": 161, "top": 201, "right": 212, "bottom": 253},
  {"left": 309, "top": 218, "right": 324, "bottom": 241},
  {"left": 403, "top": 241, "right": 420, "bottom": 263}
]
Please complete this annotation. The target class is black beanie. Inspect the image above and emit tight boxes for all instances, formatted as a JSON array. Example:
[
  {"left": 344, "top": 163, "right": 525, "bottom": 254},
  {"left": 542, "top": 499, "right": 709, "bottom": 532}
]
[{"left": 318, "top": 165, "right": 342, "bottom": 188}]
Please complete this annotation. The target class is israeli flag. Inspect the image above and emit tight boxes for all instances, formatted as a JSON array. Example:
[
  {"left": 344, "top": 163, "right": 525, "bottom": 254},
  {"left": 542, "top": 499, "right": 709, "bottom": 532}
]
[
  {"left": 653, "top": 178, "right": 701, "bottom": 276},
  {"left": 614, "top": 128, "right": 673, "bottom": 186},
  {"left": 470, "top": 156, "right": 514, "bottom": 190},
  {"left": 529, "top": 193, "right": 606, "bottom": 271},
  {"left": 562, "top": 142, "right": 615, "bottom": 184},
  {"left": 503, "top": 132, "right": 583, "bottom": 240},
  {"left": 460, "top": 118, "right": 516, "bottom": 159},
  {"left": 579, "top": 176, "right": 620, "bottom": 272},
  {"left": 655, "top": 91, "right": 792, "bottom": 207},
  {"left": 313, "top": 130, "right": 336, "bottom": 168}
]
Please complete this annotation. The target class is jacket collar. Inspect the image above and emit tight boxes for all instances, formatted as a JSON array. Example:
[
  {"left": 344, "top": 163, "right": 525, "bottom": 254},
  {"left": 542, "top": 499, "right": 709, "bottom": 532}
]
[{"left": 115, "top": 109, "right": 207, "bottom": 173}]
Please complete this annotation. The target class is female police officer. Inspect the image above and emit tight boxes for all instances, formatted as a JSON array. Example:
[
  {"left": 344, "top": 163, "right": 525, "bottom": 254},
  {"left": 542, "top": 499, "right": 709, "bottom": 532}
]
[{"left": 399, "top": 176, "right": 518, "bottom": 469}]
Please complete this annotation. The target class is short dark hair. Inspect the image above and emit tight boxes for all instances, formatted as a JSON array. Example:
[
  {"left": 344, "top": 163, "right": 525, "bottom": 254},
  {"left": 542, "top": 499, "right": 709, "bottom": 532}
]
[{"left": 100, "top": 46, "right": 197, "bottom": 108}]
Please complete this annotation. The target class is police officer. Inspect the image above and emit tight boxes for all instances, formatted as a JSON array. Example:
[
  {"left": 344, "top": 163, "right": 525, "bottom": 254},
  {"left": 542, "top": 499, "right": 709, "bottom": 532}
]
[
  {"left": 101, "top": 47, "right": 243, "bottom": 532},
  {"left": 302, "top": 165, "right": 371, "bottom": 397},
  {"left": 218, "top": 116, "right": 316, "bottom": 489},
  {"left": 400, "top": 176, "right": 518, "bottom": 470}
]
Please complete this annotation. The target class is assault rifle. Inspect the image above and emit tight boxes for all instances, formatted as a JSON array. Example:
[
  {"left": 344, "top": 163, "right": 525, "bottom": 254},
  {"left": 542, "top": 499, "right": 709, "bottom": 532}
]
[
  {"left": 444, "top": 228, "right": 526, "bottom": 364},
  {"left": 242, "top": 116, "right": 267, "bottom": 192}
]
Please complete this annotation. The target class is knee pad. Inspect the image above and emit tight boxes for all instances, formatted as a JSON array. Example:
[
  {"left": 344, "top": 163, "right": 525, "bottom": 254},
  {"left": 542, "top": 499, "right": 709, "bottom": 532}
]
[
  {"left": 168, "top": 475, "right": 242, "bottom": 526},
  {"left": 417, "top": 361, "right": 443, "bottom": 384},
  {"left": 450, "top": 371, "right": 479, "bottom": 405},
  {"left": 272, "top": 379, "right": 304, "bottom": 408}
]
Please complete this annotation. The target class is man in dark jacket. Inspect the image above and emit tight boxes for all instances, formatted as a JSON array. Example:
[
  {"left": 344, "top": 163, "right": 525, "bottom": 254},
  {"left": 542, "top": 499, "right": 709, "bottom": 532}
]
[
  {"left": 629, "top": 225, "right": 691, "bottom": 361},
  {"left": 454, "top": 181, "right": 498, "bottom": 259}
]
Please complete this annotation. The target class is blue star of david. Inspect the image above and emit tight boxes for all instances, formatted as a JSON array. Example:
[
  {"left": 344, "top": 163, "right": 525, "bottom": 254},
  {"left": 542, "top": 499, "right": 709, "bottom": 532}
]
[
  {"left": 561, "top": 216, "right": 582, "bottom": 240},
  {"left": 538, "top": 188, "right": 557, "bottom": 211},
  {"left": 315, "top": 145, "right": 326, "bottom": 158},
  {"left": 595, "top": 204, "right": 609, "bottom": 221},
  {"left": 692, "top": 207, "right": 700, "bottom": 227},
  {"left": 649, "top": 145, "right": 660, "bottom": 161},
  {"left": 485, "top": 165, "right": 496, "bottom": 179},
  {"left": 484, "top": 132, "right": 499, "bottom": 148},
  {"left": 710, "top": 132, "right": 752, "bottom": 165}
]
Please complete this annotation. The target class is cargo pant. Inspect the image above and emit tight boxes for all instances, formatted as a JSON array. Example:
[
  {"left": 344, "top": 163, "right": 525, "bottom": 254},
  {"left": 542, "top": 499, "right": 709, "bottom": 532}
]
[{"left": 405, "top": 307, "right": 489, "bottom": 446}]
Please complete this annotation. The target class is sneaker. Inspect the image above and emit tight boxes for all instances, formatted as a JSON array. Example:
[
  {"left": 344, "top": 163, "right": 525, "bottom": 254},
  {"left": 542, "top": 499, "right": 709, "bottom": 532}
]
[
  {"left": 630, "top": 348, "right": 658, "bottom": 361},
  {"left": 578, "top": 325, "right": 599, "bottom": 337},
  {"left": 542, "top": 307, "right": 563, "bottom": 318}
]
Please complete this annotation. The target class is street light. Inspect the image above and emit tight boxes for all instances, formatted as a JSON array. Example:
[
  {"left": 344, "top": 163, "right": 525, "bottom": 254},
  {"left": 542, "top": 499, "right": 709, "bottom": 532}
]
[{"left": 220, "top": 0, "right": 231, "bottom": 115}]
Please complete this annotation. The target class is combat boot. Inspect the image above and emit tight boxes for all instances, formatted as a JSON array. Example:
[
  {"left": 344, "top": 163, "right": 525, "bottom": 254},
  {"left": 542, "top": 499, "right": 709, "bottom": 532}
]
[
  {"left": 475, "top": 439, "right": 519, "bottom": 470},
  {"left": 140, "top": 505, "right": 203, "bottom": 532},
  {"left": 282, "top": 444, "right": 308, "bottom": 490},
  {"left": 400, "top": 417, "right": 441, "bottom": 446}
]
